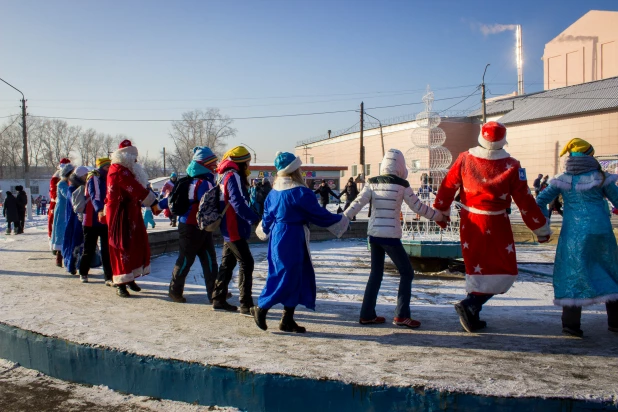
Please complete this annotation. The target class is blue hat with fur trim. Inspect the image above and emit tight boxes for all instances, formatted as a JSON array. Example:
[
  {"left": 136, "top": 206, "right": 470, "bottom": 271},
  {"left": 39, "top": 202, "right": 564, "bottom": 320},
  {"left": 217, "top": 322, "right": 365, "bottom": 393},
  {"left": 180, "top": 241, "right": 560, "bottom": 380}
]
[{"left": 274, "top": 151, "right": 302, "bottom": 176}]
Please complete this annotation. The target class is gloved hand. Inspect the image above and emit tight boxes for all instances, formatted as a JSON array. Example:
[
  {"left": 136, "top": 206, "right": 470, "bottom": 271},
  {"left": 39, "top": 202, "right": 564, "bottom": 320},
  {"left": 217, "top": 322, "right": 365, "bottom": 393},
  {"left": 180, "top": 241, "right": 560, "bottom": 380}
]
[
  {"left": 435, "top": 214, "right": 450, "bottom": 229},
  {"left": 537, "top": 235, "right": 551, "bottom": 243},
  {"left": 151, "top": 203, "right": 162, "bottom": 216}
]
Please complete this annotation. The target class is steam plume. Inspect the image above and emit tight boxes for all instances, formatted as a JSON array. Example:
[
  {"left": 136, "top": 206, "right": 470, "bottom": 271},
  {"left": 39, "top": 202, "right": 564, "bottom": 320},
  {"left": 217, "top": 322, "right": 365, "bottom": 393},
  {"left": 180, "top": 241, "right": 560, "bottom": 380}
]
[{"left": 479, "top": 23, "right": 517, "bottom": 36}]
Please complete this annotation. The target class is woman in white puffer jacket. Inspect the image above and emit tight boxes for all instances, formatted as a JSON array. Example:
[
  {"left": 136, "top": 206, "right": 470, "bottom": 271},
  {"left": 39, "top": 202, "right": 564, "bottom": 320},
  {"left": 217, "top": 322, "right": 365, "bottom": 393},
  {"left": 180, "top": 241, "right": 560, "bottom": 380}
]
[{"left": 344, "top": 148, "right": 446, "bottom": 328}]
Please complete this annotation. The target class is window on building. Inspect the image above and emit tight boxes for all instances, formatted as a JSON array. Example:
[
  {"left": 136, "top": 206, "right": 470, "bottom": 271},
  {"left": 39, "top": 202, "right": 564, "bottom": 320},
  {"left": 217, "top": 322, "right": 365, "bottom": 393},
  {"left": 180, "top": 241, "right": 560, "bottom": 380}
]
[
  {"left": 30, "top": 186, "right": 40, "bottom": 195},
  {"left": 310, "top": 156, "right": 314, "bottom": 164},
  {"left": 378, "top": 163, "right": 381, "bottom": 174},
  {"left": 351, "top": 165, "right": 358, "bottom": 177},
  {"left": 365, "top": 164, "right": 371, "bottom": 176},
  {"left": 340, "top": 170, "right": 345, "bottom": 178}
]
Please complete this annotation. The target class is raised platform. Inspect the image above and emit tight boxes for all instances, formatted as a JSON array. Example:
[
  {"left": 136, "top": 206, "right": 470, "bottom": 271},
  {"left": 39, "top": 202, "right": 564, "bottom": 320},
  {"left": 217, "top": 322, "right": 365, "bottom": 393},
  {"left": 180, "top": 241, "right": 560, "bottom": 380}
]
[{"left": 1, "top": 228, "right": 618, "bottom": 411}]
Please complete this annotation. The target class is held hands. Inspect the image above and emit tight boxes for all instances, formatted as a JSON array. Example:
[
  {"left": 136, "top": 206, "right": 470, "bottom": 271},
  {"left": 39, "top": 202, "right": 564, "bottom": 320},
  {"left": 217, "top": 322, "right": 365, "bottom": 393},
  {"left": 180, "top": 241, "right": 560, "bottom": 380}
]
[
  {"left": 435, "top": 213, "right": 450, "bottom": 229},
  {"left": 537, "top": 235, "right": 551, "bottom": 244},
  {"left": 151, "top": 203, "right": 162, "bottom": 216}
]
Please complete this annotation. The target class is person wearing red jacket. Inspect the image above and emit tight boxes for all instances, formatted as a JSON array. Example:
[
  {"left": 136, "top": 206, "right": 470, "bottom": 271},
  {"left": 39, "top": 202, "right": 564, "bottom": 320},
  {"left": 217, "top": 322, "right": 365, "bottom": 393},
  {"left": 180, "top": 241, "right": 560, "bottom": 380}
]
[
  {"left": 433, "top": 122, "right": 551, "bottom": 333},
  {"left": 105, "top": 140, "right": 159, "bottom": 298},
  {"left": 48, "top": 158, "right": 71, "bottom": 240}
]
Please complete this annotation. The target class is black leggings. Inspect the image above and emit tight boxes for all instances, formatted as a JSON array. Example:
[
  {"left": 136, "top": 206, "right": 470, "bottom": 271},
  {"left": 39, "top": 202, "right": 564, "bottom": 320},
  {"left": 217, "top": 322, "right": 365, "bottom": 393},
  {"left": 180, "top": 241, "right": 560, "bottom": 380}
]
[{"left": 212, "top": 239, "right": 254, "bottom": 307}]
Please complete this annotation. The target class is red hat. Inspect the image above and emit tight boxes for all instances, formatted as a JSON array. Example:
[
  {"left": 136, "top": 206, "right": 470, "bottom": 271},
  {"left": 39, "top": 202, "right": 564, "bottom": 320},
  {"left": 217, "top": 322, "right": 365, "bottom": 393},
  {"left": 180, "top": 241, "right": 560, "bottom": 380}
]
[
  {"left": 479, "top": 121, "right": 507, "bottom": 150},
  {"left": 60, "top": 158, "right": 71, "bottom": 164},
  {"left": 116, "top": 139, "right": 138, "bottom": 156}
]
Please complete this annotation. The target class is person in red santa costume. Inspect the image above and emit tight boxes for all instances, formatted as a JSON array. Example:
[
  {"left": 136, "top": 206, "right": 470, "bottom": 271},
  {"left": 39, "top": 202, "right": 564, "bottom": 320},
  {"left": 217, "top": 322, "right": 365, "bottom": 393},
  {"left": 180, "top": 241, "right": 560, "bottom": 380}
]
[
  {"left": 48, "top": 158, "right": 71, "bottom": 241},
  {"left": 105, "top": 139, "right": 159, "bottom": 298},
  {"left": 433, "top": 121, "right": 551, "bottom": 332}
]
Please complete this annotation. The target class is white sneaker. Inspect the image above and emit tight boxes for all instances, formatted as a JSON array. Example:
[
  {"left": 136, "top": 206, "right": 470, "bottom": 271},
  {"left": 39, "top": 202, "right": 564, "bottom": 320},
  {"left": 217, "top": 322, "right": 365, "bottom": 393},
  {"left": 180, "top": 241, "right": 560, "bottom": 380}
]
[{"left": 80, "top": 275, "right": 88, "bottom": 283}]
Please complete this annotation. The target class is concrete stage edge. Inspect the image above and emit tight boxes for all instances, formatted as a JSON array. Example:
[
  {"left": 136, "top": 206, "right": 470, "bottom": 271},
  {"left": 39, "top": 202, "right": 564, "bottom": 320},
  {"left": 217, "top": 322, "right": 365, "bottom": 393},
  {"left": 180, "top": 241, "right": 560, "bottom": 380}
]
[{"left": 1, "top": 323, "right": 615, "bottom": 411}]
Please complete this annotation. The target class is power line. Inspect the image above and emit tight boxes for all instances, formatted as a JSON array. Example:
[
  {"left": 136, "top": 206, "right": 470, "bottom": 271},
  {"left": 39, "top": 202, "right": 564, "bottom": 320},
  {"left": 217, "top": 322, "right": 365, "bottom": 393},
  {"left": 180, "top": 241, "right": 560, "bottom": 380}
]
[
  {"left": 438, "top": 86, "right": 481, "bottom": 113},
  {"left": 0, "top": 116, "right": 20, "bottom": 136}
]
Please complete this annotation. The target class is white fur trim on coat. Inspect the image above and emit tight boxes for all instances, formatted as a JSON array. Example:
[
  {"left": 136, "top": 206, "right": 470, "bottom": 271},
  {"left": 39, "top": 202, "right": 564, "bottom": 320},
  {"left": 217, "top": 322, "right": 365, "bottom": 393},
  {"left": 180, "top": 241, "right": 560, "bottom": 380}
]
[
  {"left": 277, "top": 157, "right": 302, "bottom": 176},
  {"left": 465, "top": 274, "right": 517, "bottom": 294},
  {"left": 256, "top": 220, "right": 269, "bottom": 241},
  {"left": 478, "top": 135, "right": 507, "bottom": 150},
  {"left": 142, "top": 191, "right": 157, "bottom": 207},
  {"left": 327, "top": 215, "right": 349, "bottom": 238},
  {"left": 116, "top": 145, "right": 138, "bottom": 157},
  {"left": 468, "top": 146, "right": 511, "bottom": 160},
  {"left": 554, "top": 293, "right": 618, "bottom": 307},
  {"left": 110, "top": 150, "right": 149, "bottom": 188},
  {"left": 549, "top": 172, "right": 618, "bottom": 192},
  {"left": 113, "top": 264, "right": 151, "bottom": 285},
  {"left": 273, "top": 176, "right": 305, "bottom": 191}
]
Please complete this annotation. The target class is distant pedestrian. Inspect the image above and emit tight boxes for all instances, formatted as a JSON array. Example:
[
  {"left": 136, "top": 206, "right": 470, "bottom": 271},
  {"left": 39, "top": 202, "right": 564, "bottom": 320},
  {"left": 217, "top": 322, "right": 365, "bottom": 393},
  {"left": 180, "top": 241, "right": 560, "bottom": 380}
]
[
  {"left": 540, "top": 175, "right": 549, "bottom": 192},
  {"left": 314, "top": 179, "right": 338, "bottom": 208},
  {"left": 51, "top": 163, "right": 75, "bottom": 266},
  {"left": 143, "top": 184, "right": 156, "bottom": 229},
  {"left": 161, "top": 172, "right": 178, "bottom": 227},
  {"left": 40, "top": 196, "right": 47, "bottom": 215},
  {"left": 340, "top": 177, "right": 359, "bottom": 219},
  {"left": 0, "top": 190, "right": 4, "bottom": 208},
  {"left": 533, "top": 173, "right": 543, "bottom": 197},
  {"left": 14, "top": 185, "right": 27, "bottom": 234},
  {"left": 2, "top": 191, "right": 19, "bottom": 235},
  {"left": 35, "top": 196, "right": 42, "bottom": 215},
  {"left": 48, "top": 158, "right": 72, "bottom": 239}
]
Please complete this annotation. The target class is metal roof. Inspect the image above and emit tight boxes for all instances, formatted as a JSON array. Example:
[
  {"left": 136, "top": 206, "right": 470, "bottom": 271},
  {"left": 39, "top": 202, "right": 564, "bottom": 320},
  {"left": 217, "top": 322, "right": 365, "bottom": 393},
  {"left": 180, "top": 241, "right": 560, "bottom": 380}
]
[{"left": 469, "top": 76, "right": 618, "bottom": 124}]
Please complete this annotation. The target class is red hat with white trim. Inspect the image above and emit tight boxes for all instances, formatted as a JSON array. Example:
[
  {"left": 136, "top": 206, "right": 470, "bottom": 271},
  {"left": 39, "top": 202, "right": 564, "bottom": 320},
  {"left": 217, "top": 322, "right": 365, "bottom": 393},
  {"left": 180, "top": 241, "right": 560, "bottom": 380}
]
[
  {"left": 479, "top": 121, "right": 507, "bottom": 150},
  {"left": 116, "top": 139, "right": 138, "bottom": 156}
]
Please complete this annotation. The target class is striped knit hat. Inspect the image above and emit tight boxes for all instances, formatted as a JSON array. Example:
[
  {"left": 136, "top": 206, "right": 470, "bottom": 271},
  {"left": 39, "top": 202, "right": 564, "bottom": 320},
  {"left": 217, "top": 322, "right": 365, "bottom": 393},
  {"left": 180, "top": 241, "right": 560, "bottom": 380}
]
[
  {"left": 222, "top": 146, "right": 251, "bottom": 163},
  {"left": 96, "top": 157, "right": 111, "bottom": 168},
  {"left": 192, "top": 146, "right": 218, "bottom": 166},
  {"left": 559, "top": 138, "right": 595, "bottom": 157}
]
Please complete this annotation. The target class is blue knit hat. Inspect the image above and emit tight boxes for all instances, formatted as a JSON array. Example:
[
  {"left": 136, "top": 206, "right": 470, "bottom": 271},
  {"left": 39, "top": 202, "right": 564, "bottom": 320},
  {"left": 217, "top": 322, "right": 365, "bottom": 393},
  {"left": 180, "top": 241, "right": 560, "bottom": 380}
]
[
  {"left": 170, "top": 172, "right": 177, "bottom": 178},
  {"left": 274, "top": 151, "right": 302, "bottom": 176},
  {"left": 192, "top": 146, "right": 218, "bottom": 166}
]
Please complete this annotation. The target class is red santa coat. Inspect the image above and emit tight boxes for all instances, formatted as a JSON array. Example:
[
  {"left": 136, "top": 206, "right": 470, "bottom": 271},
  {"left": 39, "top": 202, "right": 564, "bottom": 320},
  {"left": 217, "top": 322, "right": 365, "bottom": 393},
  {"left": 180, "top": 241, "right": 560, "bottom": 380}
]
[
  {"left": 105, "top": 163, "right": 156, "bottom": 285},
  {"left": 47, "top": 174, "right": 60, "bottom": 238},
  {"left": 434, "top": 147, "right": 549, "bottom": 295}
]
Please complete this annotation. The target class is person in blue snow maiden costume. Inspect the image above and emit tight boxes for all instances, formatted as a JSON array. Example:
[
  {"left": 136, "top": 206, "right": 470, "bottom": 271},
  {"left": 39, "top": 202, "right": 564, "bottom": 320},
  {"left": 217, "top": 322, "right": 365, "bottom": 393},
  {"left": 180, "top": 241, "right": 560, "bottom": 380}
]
[
  {"left": 253, "top": 152, "right": 349, "bottom": 333},
  {"left": 536, "top": 138, "right": 618, "bottom": 337}
]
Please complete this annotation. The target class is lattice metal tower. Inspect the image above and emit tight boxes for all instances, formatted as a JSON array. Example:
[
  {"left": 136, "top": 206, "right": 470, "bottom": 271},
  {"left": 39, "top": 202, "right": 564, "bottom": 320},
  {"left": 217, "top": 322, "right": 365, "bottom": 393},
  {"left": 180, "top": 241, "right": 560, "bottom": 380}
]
[{"left": 402, "top": 86, "right": 459, "bottom": 240}]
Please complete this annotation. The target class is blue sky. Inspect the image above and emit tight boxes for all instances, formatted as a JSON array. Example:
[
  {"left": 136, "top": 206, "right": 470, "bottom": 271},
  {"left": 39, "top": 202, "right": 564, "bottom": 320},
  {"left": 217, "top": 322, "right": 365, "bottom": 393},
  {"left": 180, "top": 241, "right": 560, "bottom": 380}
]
[{"left": 1, "top": 0, "right": 615, "bottom": 163}]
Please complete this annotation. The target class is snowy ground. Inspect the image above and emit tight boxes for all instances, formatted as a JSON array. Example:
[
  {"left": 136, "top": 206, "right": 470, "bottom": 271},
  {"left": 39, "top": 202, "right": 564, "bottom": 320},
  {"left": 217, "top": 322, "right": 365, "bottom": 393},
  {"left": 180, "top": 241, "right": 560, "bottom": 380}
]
[
  {"left": 0, "top": 227, "right": 617, "bottom": 405},
  {"left": 0, "top": 359, "right": 238, "bottom": 412}
]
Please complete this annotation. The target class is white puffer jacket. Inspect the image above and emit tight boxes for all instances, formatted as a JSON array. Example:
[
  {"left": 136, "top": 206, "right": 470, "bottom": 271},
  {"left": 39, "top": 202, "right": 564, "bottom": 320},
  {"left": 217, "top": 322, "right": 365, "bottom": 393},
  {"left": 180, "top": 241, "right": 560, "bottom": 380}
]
[{"left": 343, "top": 149, "right": 442, "bottom": 238}]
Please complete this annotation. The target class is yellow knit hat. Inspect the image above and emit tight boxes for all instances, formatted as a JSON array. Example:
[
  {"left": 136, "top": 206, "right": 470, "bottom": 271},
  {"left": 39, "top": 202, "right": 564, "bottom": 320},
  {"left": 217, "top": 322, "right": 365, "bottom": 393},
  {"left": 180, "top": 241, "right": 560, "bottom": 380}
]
[
  {"left": 222, "top": 146, "right": 251, "bottom": 163},
  {"left": 96, "top": 157, "right": 111, "bottom": 167},
  {"left": 559, "top": 138, "right": 595, "bottom": 157}
]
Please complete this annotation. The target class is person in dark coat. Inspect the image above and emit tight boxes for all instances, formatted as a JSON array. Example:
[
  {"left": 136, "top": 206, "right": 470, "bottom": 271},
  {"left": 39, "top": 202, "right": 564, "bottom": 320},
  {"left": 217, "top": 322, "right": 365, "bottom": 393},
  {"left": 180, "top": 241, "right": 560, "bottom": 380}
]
[
  {"left": 340, "top": 177, "right": 359, "bottom": 220},
  {"left": 3, "top": 191, "right": 19, "bottom": 235},
  {"left": 14, "top": 185, "right": 27, "bottom": 234},
  {"left": 314, "top": 180, "right": 338, "bottom": 208}
]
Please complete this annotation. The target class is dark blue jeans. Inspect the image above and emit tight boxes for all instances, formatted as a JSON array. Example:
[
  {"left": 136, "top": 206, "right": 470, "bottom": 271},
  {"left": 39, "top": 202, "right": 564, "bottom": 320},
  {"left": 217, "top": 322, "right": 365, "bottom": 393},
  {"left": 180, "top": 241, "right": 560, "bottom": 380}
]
[{"left": 360, "top": 239, "right": 414, "bottom": 319}]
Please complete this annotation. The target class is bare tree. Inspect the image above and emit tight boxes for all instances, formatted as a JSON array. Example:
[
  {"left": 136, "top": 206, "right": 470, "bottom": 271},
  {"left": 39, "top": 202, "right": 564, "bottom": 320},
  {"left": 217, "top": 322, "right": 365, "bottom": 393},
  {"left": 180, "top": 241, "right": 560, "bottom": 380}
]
[
  {"left": 168, "top": 108, "right": 236, "bottom": 171},
  {"left": 141, "top": 152, "right": 164, "bottom": 179},
  {"left": 78, "top": 128, "right": 97, "bottom": 166}
]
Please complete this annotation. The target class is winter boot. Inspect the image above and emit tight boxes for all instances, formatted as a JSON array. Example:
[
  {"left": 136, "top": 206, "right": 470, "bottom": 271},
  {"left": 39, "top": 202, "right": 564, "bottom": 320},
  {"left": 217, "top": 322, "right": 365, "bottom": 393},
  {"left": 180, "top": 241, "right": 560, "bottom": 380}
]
[
  {"left": 606, "top": 300, "right": 618, "bottom": 333},
  {"left": 240, "top": 305, "right": 255, "bottom": 317},
  {"left": 116, "top": 284, "right": 131, "bottom": 298},
  {"left": 168, "top": 284, "right": 187, "bottom": 303},
  {"left": 562, "top": 306, "right": 583, "bottom": 337},
  {"left": 80, "top": 275, "right": 88, "bottom": 283},
  {"left": 454, "top": 302, "right": 476, "bottom": 333},
  {"left": 55, "top": 252, "right": 63, "bottom": 268},
  {"left": 212, "top": 300, "right": 238, "bottom": 312},
  {"left": 279, "top": 306, "right": 306, "bottom": 333},
  {"left": 105, "top": 280, "right": 114, "bottom": 287},
  {"left": 128, "top": 281, "right": 141, "bottom": 292},
  {"left": 253, "top": 306, "right": 269, "bottom": 331}
]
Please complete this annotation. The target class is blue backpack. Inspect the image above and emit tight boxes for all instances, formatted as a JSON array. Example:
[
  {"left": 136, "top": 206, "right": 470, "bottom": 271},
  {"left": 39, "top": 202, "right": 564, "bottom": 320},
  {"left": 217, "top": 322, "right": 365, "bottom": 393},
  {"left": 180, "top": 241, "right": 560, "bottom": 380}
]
[{"left": 197, "top": 174, "right": 230, "bottom": 232}]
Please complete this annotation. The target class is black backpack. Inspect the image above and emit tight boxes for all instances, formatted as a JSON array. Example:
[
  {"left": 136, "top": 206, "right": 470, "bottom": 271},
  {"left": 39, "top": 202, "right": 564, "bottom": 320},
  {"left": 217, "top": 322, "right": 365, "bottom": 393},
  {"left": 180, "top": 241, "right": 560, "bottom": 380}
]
[{"left": 167, "top": 176, "right": 193, "bottom": 216}]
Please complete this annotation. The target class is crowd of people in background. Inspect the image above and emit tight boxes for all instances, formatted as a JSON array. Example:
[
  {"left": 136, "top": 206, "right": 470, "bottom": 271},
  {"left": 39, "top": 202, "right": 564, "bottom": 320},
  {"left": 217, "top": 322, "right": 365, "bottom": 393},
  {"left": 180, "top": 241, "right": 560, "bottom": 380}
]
[{"left": 4, "top": 122, "right": 618, "bottom": 337}]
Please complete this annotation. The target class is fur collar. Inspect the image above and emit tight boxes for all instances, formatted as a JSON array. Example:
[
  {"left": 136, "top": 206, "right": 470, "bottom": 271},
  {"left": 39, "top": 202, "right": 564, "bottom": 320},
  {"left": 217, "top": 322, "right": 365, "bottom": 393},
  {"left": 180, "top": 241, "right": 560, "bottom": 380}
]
[
  {"left": 468, "top": 146, "right": 511, "bottom": 160},
  {"left": 273, "top": 177, "right": 306, "bottom": 191},
  {"left": 549, "top": 171, "right": 618, "bottom": 192},
  {"left": 111, "top": 150, "right": 149, "bottom": 188}
]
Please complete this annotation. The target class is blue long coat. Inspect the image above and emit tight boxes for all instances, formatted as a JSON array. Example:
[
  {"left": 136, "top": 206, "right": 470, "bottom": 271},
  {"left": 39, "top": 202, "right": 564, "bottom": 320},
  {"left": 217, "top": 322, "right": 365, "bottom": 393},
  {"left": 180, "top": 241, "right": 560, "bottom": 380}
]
[
  {"left": 536, "top": 170, "right": 618, "bottom": 306},
  {"left": 50, "top": 180, "right": 69, "bottom": 251},
  {"left": 258, "top": 181, "right": 344, "bottom": 310},
  {"left": 63, "top": 185, "right": 84, "bottom": 273}
]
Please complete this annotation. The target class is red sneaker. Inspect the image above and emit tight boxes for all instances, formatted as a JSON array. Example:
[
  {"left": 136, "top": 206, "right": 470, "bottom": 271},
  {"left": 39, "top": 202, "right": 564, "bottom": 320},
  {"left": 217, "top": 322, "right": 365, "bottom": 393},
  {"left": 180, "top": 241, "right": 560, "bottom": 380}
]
[
  {"left": 359, "top": 316, "right": 386, "bottom": 325},
  {"left": 393, "top": 317, "right": 421, "bottom": 328}
]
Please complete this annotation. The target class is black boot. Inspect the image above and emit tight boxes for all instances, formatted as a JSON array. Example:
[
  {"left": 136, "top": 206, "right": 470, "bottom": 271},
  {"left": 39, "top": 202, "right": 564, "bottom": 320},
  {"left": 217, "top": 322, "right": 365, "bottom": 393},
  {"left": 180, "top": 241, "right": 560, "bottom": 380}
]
[
  {"left": 212, "top": 300, "right": 238, "bottom": 312},
  {"left": 55, "top": 252, "right": 63, "bottom": 268},
  {"left": 606, "top": 300, "right": 618, "bottom": 333},
  {"left": 455, "top": 294, "right": 492, "bottom": 333},
  {"left": 127, "top": 281, "right": 141, "bottom": 292},
  {"left": 279, "top": 306, "right": 306, "bottom": 333},
  {"left": 116, "top": 284, "right": 131, "bottom": 298},
  {"left": 253, "top": 306, "right": 269, "bottom": 331},
  {"left": 562, "top": 306, "right": 583, "bottom": 337}
]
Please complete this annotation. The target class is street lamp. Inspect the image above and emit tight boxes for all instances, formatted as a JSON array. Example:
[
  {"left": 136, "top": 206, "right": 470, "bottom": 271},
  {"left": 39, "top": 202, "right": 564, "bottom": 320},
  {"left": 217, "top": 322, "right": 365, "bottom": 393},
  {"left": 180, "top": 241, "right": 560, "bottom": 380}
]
[
  {"left": 0, "top": 76, "right": 31, "bottom": 219},
  {"left": 240, "top": 142, "right": 257, "bottom": 163}
]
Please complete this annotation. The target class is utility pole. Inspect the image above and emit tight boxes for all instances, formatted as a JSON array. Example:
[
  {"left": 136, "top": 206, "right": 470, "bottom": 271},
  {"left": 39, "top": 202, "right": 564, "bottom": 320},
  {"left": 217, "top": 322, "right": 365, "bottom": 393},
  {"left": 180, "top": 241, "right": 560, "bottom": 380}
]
[
  {"left": 240, "top": 142, "right": 257, "bottom": 163},
  {"left": 359, "top": 102, "right": 364, "bottom": 179},
  {"left": 0, "top": 77, "right": 30, "bottom": 219},
  {"left": 162, "top": 147, "right": 166, "bottom": 176},
  {"left": 481, "top": 63, "right": 490, "bottom": 124},
  {"left": 363, "top": 111, "right": 385, "bottom": 157}
]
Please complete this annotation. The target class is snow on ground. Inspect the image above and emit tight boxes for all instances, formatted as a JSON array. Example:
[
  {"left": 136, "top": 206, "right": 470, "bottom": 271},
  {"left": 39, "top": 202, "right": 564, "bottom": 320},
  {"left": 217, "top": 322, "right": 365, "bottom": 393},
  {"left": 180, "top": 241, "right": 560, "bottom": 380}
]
[
  {"left": 0, "top": 229, "right": 617, "bottom": 404},
  {"left": 0, "top": 359, "right": 238, "bottom": 412}
]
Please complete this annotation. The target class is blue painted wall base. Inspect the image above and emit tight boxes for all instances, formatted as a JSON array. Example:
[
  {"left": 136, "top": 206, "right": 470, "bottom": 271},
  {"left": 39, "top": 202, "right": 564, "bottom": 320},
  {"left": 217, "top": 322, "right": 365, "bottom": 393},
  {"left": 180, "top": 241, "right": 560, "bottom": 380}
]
[{"left": 0, "top": 322, "right": 616, "bottom": 411}]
